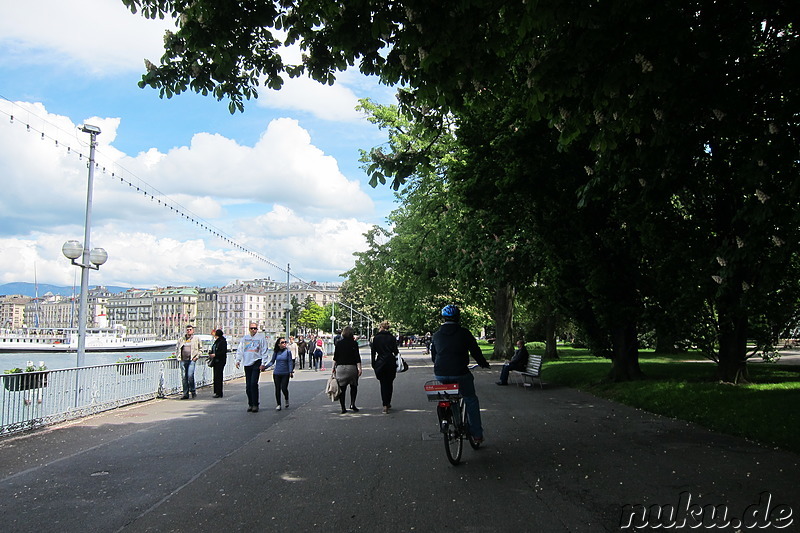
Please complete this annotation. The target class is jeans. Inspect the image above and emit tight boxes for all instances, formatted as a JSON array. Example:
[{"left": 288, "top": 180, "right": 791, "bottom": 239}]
[
  {"left": 244, "top": 361, "right": 262, "bottom": 407},
  {"left": 181, "top": 359, "right": 196, "bottom": 395},
  {"left": 273, "top": 374, "right": 290, "bottom": 405},
  {"left": 434, "top": 372, "right": 483, "bottom": 439}
]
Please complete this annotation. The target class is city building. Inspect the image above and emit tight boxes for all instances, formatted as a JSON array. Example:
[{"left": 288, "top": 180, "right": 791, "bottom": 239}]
[
  {"left": 153, "top": 287, "right": 199, "bottom": 341},
  {"left": 0, "top": 294, "right": 31, "bottom": 330},
  {"left": 107, "top": 289, "right": 156, "bottom": 336},
  {"left": 21, "top": 287, "right": 110, "bottom": 329},
  {"left": 195, "top": 288, "right": 220, "bottom": 335},
  {"left": 8, "top": 279, "right": 341, "bottom": 341},
  {"left": 219, "top": 278, "right": 340, "bottom": 340}
]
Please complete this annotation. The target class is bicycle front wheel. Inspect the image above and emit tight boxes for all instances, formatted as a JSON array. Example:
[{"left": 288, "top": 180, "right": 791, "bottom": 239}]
[{"left": 443, "top": 411, "right": 463, "bottom": 465}]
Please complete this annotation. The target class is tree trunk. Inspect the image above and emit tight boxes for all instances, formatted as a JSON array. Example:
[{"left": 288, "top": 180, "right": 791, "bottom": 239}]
[
  {"left": 654, "top": 326, "right": 680, "bottom": 354},
  {"left": 607, "top": 322, "right": 644, "bottom": 381},
  {"left": 543, "top": 305, "right": 559, "bottom": 360},
  {"left": 717, "top": 306, "right": 749, "bottom": 383},
  {"left": 492, "top": 283, "right": 515, "bottom": 360}
]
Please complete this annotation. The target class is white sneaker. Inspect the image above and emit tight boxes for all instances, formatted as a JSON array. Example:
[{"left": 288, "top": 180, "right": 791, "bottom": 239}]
[{"left": 275, "top": 405, "right": 281, "bottom": 411}]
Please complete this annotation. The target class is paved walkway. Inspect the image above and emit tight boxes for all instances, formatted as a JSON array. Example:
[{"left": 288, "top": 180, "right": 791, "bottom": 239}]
[{"left": 1, "top": 349, "right": 797, "bottom": 532}]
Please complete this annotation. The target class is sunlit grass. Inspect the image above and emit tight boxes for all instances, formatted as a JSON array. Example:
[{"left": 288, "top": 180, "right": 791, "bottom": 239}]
[{"left": 483, "top": 343, "right": 800, "bottom": 453}]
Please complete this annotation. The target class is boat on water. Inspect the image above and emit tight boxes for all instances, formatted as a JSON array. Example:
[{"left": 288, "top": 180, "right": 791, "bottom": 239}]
[{"left": 0, "top": 325, "right": 175, "bottom": 353}]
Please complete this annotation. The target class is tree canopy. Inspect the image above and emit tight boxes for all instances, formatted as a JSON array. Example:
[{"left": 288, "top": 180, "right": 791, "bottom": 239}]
[{"left": 123, "top": 0, "right": 800, "bottom": 381}]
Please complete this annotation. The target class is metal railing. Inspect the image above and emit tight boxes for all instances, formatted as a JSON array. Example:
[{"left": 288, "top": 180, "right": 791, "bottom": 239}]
[
  {"left": 0, "top": 357, "right": 244, "bottom": 437},
  {"left": 1, "top": 340, "right": 351, "bottom": 437}
]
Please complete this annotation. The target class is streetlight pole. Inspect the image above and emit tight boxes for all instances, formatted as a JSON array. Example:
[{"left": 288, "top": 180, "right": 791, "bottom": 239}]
[
  {"left": 285, "top": 264, "right": 291, "bottom": 337},
  {"left": 331, "top": 299, "right": 336, "bottom": 337},
  {"left": 62, "top": 124, "right": 107, "bottom": 369},
  {"left": 76, "top": 124, "right": 99, "bottom": 368}
]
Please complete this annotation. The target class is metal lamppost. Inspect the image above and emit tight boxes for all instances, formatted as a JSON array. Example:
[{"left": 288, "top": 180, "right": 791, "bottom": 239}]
[
  {"left": 61, "top": 124, "right": 107, "bottom": 369},
  {"left": 330, "top": 299, "right": 336, "bottom": 338},
  {"left": 285, "top": 264, "right": 291, "bottom": 336}
]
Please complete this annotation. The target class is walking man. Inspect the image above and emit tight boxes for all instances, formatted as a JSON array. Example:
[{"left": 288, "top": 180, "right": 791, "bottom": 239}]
[
  {"left": 176, "top": 324, "right": 202, "bottom": 399},
  {"left": 235, "top": 322, "right": 269, "bottom": 412}
]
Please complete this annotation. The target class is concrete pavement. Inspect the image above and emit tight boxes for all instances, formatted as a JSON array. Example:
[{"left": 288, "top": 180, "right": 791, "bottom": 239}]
[{"left": 1, "top": 348, "right": 797, "bottom": 532}]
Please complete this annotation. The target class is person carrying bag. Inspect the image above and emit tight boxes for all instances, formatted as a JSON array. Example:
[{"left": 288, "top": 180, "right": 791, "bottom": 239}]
[{"left": 371, "top": 321, "right": 401, "bottom": 414}]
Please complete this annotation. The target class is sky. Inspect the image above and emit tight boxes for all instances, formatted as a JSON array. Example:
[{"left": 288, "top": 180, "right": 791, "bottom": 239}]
[{"left": 0, "top": 0, "right": 398, "bottom": 290}]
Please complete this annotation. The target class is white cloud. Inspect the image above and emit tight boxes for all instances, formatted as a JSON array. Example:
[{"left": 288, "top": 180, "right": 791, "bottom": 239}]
[
  {"left": 247, "top": 206, "right": 373, "bottom": 278},
  {"left": 0, "top": 0, "right": 173, "bottom": 74},
  {"left": 121, "top": 118, "right": 374, "bottom": 215},
  {"left": 260, "top": 76, "right": 365, "bottom": 122},
  {"left": 0, "top": 100, "right": 376, "bottom": 286}
]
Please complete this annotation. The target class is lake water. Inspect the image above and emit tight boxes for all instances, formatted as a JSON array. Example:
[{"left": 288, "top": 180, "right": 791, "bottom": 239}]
[{"left": 1, "top": 350, "right": 176, "bottom": 371}]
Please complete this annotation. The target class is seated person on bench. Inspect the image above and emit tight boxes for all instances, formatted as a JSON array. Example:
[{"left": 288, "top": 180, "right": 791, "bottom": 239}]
[{"left": 496, "top": 339, "right": 530, "bottom": 386}]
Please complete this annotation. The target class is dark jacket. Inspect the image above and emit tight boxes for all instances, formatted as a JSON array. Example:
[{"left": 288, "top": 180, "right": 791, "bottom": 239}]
[
  {"left": 333, "top": 338, "right": 362, "bottom": 366},
  {"left": 371, "top": 330, "right": 399, "bottom": 378},
  {"left": 509, "top": 345, "right": 529, "bottom": 370},
  {"left": 431, "top": 322, "right": 489, "bottom": 376},
  {"left": 210, "top": 337, "right": 228, "bottom": 363}
]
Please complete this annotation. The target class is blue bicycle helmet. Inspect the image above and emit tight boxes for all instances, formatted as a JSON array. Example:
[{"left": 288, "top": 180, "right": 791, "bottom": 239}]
[{"left": 441, "top": 305, "right": 460, "bottom": 320}]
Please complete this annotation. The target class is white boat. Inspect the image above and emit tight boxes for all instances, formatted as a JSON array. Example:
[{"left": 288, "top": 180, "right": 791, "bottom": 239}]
[{"left": 0, "top": 326, "right": 175, "bottom": 353}]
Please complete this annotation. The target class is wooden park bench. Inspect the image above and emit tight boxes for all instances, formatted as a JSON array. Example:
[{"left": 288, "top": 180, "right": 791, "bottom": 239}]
[{"left": 509, "top": 354, "right": 543, "bottom": 390}]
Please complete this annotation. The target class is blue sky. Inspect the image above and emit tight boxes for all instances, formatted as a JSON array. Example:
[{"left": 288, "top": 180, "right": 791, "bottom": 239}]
[{"left": 0, "top": 0, "right": 397, "bottom": 289}]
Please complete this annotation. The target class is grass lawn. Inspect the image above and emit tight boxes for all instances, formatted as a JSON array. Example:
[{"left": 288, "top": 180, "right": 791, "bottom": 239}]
[{"left": 479, "top": 342, "right": 800, "bottom": 454}]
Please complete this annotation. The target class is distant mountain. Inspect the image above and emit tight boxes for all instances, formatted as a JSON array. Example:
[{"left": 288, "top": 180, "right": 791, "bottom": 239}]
[{"left": 0, "top": 282, "right": 134, "bottom": 298}]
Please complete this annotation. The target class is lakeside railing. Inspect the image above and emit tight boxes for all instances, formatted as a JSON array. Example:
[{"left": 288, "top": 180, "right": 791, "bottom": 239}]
[
  {"left": 0, "top": 339, "right": 348, "bottom": 437},
  {"left": 0, "top": 357, "right": 244, "bottom": 437}
]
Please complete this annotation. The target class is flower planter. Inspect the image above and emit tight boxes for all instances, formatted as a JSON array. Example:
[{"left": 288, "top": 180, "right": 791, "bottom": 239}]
[
  {"left": 3, "top": 371, "right": 49, "bottom": 391},
  {"left": 115, "top": 362, "right": 145, "bottom": 375}
]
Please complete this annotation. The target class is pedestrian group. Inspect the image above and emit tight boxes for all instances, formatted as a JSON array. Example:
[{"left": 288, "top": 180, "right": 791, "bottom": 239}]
[{"left": 175, "top": 306, "right": 492, "bottom": 442}]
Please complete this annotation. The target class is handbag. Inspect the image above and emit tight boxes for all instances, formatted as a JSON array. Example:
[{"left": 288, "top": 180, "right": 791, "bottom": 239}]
[
  {"left": 396, "top": 353, "right": 409, "bottom": 373},
  {"left": 207, "top": 356, "right": 215, "bottom": 367},
  {"left": 325, "top": 374, "right": 341, "bottom": 401}
]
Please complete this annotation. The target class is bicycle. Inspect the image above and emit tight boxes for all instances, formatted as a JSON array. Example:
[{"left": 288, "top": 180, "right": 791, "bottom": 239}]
[{"left": 424, "top": 380, "right": 481, "bottom": 465}]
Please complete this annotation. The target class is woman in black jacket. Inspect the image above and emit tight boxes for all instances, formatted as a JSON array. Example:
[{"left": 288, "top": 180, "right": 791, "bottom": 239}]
[
  {"left": 371, "top": 321, "right": 399, "bottom": 413},
  {"left": 209, "top": 329, "right": 228, "bottom": 398},
  {"left": 332, "top": 326, "right": 362, "bottom": 413}
]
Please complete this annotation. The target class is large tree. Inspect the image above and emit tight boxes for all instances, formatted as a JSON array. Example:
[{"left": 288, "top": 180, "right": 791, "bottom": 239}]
[{"left": 123, "top": 1, "right": 800, "bottom": 380}]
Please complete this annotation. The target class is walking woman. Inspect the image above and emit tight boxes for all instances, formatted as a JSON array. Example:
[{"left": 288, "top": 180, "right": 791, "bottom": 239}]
[
  {"left": 209, "top": 329, "right": 228, "bottom": 397},
  {"left": 371, "top": 321, "right": 399, "bottom": 414},
  {"left": 332, "top": 326, "right": 362, "bottom": 414},
  {"left": 313, "top": 338, "right": 324, "bottom": 370},
  {"left": 263, "top": 337, "right": 294, "bottom": 411}
]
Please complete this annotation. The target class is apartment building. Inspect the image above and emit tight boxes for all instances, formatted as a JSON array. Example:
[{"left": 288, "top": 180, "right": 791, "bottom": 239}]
[
  {"left": 0, "top": 294, "right": 31, "bottom": 330},
  {"left": 107, "top": 288, "right": 156, "bottom": 336},
  {"left": 219, "top": 279, "right": 340, "bottom": 340},
  {"left": 9, "top": 279, "right": 340, "bottom": 341},
  {"left": 22, "top": 287, "right": 110, "bottom": 329}
]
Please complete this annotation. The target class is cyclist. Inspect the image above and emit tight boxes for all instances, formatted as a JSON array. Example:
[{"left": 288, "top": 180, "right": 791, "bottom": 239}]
[{"left": 430, "top": 305, "right": 490, "bottom": 443}]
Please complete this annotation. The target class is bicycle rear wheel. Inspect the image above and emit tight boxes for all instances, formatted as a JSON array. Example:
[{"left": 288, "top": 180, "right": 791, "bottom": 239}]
[{"left": 443, "top": 410, "right": 463, "bottom": 465}]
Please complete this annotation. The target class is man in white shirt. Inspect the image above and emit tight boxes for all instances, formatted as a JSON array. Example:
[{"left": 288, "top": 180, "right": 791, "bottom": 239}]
[{"left": 235, "top": 322, "right": 269, "bottom": 412}]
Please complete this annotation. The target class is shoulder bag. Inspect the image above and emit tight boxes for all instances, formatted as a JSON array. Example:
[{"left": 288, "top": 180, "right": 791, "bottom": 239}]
[{"left": 396, "top": 353, "right": 409, "bottom": 373}]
